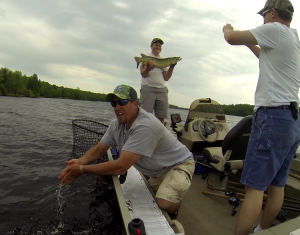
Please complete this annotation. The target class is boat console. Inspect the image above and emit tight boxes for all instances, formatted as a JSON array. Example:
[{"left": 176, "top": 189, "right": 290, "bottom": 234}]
[{"left": 167, "top": 98, "right": 230, "bottom": 161}]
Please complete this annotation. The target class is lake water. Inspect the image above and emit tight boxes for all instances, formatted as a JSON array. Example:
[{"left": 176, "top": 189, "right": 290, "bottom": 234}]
[{"left": 0, "top": 96, "right": 244, "bottom": 234}]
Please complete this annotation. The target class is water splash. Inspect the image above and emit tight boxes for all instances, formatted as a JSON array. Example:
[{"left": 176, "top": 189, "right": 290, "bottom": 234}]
[
  {"left": 48, "top": 184, "right": 92, "bottom": 235},
  {"left": 50, "top": 184, "right": 65, "bottom": 234}
]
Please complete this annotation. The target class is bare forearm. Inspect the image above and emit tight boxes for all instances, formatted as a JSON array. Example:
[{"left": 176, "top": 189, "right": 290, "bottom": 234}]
[
  {"left": 164, "top": 68, "right": 174, "bottom": 81},
  {"left": 141, "top": 65, "right": 151, "bottom": 78},
  {"left": 141, "top": 70, "right": 150, "bottom": 78},
  {"left": 81, "top": 159, "right": 127, "bottom": 176},
  {"left": 224, "top": 28, "right": 235, "bottom": 44},
  {"left": 246, "top": 45, "right": 260, "bottom": 59},
  {"left": 223, "top": 24, "right": 258, "bottom": 46},
  {"left": 79, "top": 142, "right": 108, "bottom": 165}
]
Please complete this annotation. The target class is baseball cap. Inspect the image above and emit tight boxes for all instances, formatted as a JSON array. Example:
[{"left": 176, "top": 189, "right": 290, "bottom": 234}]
[
  {"left": 106, "top": 84, "right": 138, "bottom": 101},
  {"left": 257, "top": 0, "right": 294, "bottom": 16},
  {"left": 151, "top": 38, "right": 164, "bottom": 46}
]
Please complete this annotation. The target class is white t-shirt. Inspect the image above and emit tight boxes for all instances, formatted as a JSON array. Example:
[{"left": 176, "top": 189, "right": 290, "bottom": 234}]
[
  {"left": 250, "top": 22, "right": 300, "bottom": 110},
  {"left": 101, "top": 108, "right": 193, "bottom": 177},
  {"left": 141, "top": 53, "right": 169, "bottom": 88}
]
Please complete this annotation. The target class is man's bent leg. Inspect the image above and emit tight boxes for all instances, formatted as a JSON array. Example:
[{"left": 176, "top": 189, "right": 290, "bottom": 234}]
[
  {"left": 260, "top": 185, "right": 284, "bottom": 230},
  {"left": 157, "top": 198, "right": 181, "bottom": 214},
  {"left": 234, "top": 186, "right": 264, "bottom": 235},
  {"left": 155, "top": 160, "right": 194, "bottom": 215}
]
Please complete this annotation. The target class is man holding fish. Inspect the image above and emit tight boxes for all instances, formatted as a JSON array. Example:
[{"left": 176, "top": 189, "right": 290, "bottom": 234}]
[{"left": 137, "top": 38, "right": 180, "bottom": 124}]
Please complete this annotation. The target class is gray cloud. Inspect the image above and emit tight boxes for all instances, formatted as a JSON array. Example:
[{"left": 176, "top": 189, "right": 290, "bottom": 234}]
[{"left": 0, "top": 0, "right": 299, "bottom": 107}]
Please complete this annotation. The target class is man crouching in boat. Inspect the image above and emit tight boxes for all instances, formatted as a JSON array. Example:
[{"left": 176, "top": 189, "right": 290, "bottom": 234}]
[{"left": 59, "top": 84, "right": 195, "bottom": 219}]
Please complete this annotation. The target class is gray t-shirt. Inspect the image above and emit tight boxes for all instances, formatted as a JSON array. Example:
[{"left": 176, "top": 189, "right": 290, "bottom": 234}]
[{"left": 102, "top": 108, "right": 193, "bottom": 177}]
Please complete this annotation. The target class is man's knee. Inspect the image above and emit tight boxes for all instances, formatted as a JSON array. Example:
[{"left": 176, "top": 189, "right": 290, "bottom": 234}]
[
  {"left": 157, "top": 198, "right": 170, "bottom": 209},
  {"left": 267, "top": 185, "right": 284, "bottom": 196},
  {"left": 156, "top": 198, "right": 180, "bottom": 213}
]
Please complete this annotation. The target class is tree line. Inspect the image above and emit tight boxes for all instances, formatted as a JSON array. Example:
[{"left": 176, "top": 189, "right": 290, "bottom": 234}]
[
  {"left": 0, "top": 67, "right": 254, "bottom": 116},
  {"left": 170, "top": 103, "right": 254, "bottom": 117},
  {"left": 0, "top": 67, "right": 106, "bottom": 101}
]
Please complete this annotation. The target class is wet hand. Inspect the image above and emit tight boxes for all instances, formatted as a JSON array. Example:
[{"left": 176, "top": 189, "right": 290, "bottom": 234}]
[
  {"left": 64, "top": 159, "right": 82, "bottom": 165},
  {"left": 59, "top": 164, "right": 82, "bottom": 185},
  {"left": 223, "top": 23, "right": 234, "bottom": 32}
]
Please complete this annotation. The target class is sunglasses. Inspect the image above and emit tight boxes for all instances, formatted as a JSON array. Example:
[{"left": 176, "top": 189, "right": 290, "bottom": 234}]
[{"left": 111, "top": 99, "right": 133, "bottom": 107}]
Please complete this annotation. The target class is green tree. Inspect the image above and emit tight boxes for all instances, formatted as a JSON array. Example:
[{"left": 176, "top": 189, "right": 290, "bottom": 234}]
[
  {"left": 0, "top": 84, "right": 8, "bottom": 96},
  {"left": 11, "top": 71, "right": 26, "bottom": 95},
  {"left": 1, "top": 67, "right": 11, "bottom": 85},
  {"left": 27, "top": 73, "right": 41, "bottom": 95},
  {"left": 0, "top": 70, "right": 3, "bottom": 84}
]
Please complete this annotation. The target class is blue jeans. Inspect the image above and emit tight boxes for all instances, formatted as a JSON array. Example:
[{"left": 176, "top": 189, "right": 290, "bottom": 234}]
[{"left": 240, "top": 107, "right": 300, "bottom": 191}]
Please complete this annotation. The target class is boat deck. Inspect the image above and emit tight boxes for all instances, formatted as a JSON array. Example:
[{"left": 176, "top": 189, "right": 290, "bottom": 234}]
[
  {"left": 111, "top": 151, "right": 300, "bottom": 235},
  {"left": 178, "top": 171, "right": 241, "bottom": 235},
  {"left": 178, "top": 168, "right": 300, "bottom": 235}
]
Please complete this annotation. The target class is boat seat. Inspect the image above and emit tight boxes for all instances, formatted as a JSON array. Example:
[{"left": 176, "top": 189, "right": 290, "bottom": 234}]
[{"left": 202, "top": 115, "right": 253, "bottom": 189}]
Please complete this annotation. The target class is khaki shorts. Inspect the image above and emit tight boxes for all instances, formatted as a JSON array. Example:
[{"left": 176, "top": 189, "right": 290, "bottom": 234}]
[
  {"left": 148, "top": 159, "right": 195, "bottom": 203},
  {"left": 139, "top": 85, "right": 169, "bottom": 119}
]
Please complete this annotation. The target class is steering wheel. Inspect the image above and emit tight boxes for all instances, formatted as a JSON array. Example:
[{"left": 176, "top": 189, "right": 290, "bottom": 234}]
[{"left": 198, "top": 119, "right": 219, "bottom": 143}]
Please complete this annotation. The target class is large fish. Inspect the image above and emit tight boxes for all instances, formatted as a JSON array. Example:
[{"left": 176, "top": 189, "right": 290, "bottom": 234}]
[{"left": 134, "top": 53, "right": 182, "bottom": 68}]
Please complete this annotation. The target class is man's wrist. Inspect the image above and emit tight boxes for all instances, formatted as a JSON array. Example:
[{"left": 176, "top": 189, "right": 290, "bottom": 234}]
[{"left": 80, "top": 165, "right": 84, "bottom": 174}]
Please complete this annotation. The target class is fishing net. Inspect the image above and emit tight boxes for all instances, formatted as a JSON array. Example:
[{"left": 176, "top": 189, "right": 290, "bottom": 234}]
[
  {"left": 68, "top": 120, "right": 125, "bottom": 234},
  {"left": 70, "top": 119, "right": 127, "bottom": 184},
  {"left": 70, "top": 119, "right": 109, "bottom": 163}
]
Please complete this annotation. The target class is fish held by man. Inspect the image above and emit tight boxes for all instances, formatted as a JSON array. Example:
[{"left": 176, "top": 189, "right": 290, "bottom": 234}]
[{"left": 134, "top": 53, "right": 182, "bottom": 68}]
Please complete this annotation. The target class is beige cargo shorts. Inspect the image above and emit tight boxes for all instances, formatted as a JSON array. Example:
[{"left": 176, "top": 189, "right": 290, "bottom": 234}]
[{"left": 148, "top": 159, "right": 195, "bottom": 203}]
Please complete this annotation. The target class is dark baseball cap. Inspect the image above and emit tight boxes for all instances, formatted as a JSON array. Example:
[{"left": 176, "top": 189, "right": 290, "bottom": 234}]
[
  {"left": 151, "top": 38, "right": 164, "bottom": 46},
  {"left": 106, "top": 84, "right": 138, "bottom": 101},
  {"left": 257, "top": 0, "right": 294, "bottom": 16}
]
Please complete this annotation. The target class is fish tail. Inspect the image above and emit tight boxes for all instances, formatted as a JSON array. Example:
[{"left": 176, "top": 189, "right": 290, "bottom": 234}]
[{"left": 134, "top": 57, "right": 140, "bottom": 69}]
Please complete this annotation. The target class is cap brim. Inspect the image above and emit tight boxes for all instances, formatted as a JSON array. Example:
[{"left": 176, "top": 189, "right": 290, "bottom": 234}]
[
  {"left": 106, "top": 92, "right": 128, "bottom": 101},
  {"left": 106, "top": 93, "right": 114, "bottom": 101},
  {"left": 257, "top": 7, "right": 267, "bottom": 16},
  {"left": 151, "top": 40, "right": 164, "bottom": 45}
]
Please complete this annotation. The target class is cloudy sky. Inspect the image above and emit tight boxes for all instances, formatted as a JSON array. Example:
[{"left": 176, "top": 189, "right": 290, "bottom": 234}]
[{"left": 1, "top": 0, "right": 300, "bottom": 108}]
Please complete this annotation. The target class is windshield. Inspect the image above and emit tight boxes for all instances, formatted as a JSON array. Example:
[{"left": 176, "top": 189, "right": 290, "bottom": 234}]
[
  {"left": 187, "top": 100, "right": 226, "bottom": 123},
  {"left": 191, "top": 104, "right": 225, "bottom": 114}
]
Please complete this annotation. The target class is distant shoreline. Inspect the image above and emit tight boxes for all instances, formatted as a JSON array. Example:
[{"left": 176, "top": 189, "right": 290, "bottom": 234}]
[{"left": 1, "top": 95, "right": 254, "bottom": 117}]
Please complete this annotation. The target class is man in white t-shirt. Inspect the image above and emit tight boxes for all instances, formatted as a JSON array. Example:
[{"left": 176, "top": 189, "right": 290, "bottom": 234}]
[
  {"left": 139, "top": 38, "right": 177, "bottom": 124},
  {"left": 222, "top": 0, "right": 300, "bottom": 234},
  {"left": 59, "top": 84, "right": 195, "bottom": 219}
]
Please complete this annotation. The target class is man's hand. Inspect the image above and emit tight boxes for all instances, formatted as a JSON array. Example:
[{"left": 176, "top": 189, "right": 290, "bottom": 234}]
[
  {"left": 169, "top": 63, "right": 177, "bottom": 69},
  {"left": 223, "top": 23, "right": 234, "bottom": 32},
  {"left": 59, "top": 159, "right": 83, "bottom": 185},
  {"left": 64, "top": 158, "right": 82, "bottom": 165},
  {"left": 147, "top": 60, "right": 154, "bottom": 70},
  {"left": 141, "top": 60, "right": 154, "bottom": 77}
]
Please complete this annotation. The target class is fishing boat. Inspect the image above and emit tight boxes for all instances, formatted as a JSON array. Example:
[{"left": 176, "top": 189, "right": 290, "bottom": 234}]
[
  {"left": 163, "top": 98, "right": 300, "bottom": 235},
  {"left": 71, "top": 98, "right": 300, "bottom": 235}
]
